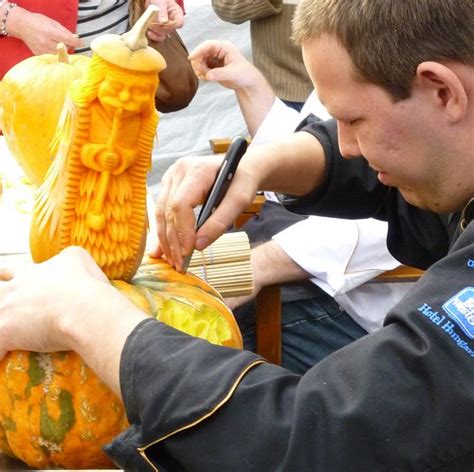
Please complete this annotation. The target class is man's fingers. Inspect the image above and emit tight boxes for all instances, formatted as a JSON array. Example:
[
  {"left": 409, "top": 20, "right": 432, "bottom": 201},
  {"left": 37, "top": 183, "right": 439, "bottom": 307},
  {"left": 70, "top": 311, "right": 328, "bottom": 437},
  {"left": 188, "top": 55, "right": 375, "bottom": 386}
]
[
  {"left": 164, "top": 203, "right": 185, "bottom": 269},
  {"left": 162, "top": 172, "right": 210, "bottom": 270},
  {"left": 155, "top": 171, "right": 177, "bottom": 263},
  {"left": 194, "top": 162, "right": 259, "bottom": 251},
  {"left": 156, "top": 171, "right": 197, "bottom": 268},
  {"left": 149, "top": 243, "right": 164, "bottom": 259},
  {"left": 155, "top": 156, "right": 224, "bottom": 269},
  {"left": 188, "top": 40, "right": 223, "bottom": 60},
  {"left": 195, "top": 183, "right": 254, "bottom": 251},
  {"left": 205, "top": 64, "right": 235, "bottom": 83}
]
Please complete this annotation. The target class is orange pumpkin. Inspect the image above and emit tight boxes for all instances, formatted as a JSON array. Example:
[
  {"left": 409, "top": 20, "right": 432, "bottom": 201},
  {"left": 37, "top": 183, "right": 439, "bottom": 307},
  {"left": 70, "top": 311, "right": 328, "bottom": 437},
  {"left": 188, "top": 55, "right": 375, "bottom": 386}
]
[
  {"left": 0, "top": 258, "right": 242, "bottom": 469},
  {"left": 0, "top": 44, "right": 90, "bottom": 186}
]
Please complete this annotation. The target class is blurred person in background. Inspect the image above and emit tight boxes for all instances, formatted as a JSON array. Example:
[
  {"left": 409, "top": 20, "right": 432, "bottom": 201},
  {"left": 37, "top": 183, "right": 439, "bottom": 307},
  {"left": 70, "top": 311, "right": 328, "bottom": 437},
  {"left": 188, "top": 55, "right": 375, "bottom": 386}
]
[{"left": 212, "top": 0, "right": 312, "bottom": 111}]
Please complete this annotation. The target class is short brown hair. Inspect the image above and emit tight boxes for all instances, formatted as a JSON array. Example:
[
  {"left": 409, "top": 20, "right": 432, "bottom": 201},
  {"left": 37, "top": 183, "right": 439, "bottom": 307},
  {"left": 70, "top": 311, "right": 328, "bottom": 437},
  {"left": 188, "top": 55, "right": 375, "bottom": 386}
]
[{"left": 293, "top": 0, "right": 474, "bottom": 100}]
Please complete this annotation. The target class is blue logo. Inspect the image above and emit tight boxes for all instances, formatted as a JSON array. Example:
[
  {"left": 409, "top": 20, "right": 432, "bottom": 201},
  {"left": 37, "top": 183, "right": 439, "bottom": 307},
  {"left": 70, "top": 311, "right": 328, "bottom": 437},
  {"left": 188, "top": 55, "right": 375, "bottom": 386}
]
[
  {"left": 442, "top": 287, "right": 474, "bottom": 339},
  {"left": 468, "top": 259, "right": 474, "bottom": 268}
]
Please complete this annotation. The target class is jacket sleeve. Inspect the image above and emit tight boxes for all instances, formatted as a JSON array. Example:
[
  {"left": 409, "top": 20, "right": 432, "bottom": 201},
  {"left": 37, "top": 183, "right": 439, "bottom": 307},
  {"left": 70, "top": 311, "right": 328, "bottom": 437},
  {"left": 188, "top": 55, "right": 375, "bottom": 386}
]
[
  {"left": 212, "top": 0, "right": 282, "bottom": 24},
  {"left": 104, "top": 225, "right": 474, "bottom": 471}
]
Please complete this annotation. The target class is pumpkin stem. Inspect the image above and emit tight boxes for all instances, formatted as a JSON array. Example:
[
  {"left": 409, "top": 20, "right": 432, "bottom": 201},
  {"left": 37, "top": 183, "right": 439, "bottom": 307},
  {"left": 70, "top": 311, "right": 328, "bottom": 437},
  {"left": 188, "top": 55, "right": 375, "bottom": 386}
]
[
  {"left": 121, "top": 5, "right": 158, "bottom": 51},
  {"left": 56, "top": 43, "right": 69, "bottom": 64}
]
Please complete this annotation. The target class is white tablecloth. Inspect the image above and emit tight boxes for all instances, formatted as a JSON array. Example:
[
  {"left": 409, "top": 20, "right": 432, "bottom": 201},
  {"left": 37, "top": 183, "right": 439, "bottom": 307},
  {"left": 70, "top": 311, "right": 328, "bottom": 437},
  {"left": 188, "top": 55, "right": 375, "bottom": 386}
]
[{"left": 0, "top": 137, "right": 34, "bottom": 256}]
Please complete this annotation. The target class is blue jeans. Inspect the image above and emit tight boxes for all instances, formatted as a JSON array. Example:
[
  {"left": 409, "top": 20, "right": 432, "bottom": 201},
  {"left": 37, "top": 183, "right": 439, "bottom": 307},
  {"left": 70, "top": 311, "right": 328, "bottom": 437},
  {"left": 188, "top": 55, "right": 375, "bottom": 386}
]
[{"left": 234, "top": 290, "right": 368, "bottom": 375}]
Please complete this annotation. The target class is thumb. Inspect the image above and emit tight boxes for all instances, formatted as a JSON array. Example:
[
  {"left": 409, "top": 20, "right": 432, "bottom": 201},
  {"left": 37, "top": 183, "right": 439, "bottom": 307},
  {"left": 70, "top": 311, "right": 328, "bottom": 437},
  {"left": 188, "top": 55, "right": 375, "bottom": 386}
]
[{"left": 194, "top": 196, "right": 247, "bottom": 251}]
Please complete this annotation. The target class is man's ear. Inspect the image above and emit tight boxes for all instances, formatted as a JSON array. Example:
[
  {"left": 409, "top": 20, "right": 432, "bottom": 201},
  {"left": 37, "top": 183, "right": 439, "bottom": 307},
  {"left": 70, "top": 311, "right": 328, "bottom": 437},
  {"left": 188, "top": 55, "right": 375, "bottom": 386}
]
[{"left": 416, "top": 61, "right": 468, "bottom": 123}]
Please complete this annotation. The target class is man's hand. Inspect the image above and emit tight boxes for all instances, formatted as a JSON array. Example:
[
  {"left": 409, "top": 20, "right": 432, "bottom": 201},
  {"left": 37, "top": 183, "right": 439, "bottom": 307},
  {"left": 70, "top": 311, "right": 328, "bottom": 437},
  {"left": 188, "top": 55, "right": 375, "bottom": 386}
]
[
  {"left": 0, "top": 247, "right": 106, "bottom": 358},
  {"left": 152, "top": 154, "right": 260, "bottom": 272},
  {"left": 0, "top": 247, "right": 148, "bottom": 397},
  {"left": 7, "top": 7, "right": 82, "bottom": 55},
  {"left": 189, "top": 40, "right": 276, "bottom": 135},
  {"left": 189, "top": 40, "right": 265, "bottom": 90},
  {"left": 146, "top": 0, "right": 184, "bottom": 42},
  {"left": 224, "top": 281, "right": 262, "bottom": 311}
]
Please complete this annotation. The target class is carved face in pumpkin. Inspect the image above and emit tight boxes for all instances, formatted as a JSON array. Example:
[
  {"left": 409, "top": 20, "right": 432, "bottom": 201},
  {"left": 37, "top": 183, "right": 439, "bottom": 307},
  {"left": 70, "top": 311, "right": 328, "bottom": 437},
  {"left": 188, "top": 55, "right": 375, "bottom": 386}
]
[{"left": 97, "top": 68, "right": 156, "bottom": 115}]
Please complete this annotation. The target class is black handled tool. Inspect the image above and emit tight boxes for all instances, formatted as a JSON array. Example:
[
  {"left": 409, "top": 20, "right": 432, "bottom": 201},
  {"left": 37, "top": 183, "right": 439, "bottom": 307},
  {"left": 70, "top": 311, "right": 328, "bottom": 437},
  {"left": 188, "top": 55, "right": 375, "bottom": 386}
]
[{"left": 182, "top": 135, "right": 248, "bottom": 272}]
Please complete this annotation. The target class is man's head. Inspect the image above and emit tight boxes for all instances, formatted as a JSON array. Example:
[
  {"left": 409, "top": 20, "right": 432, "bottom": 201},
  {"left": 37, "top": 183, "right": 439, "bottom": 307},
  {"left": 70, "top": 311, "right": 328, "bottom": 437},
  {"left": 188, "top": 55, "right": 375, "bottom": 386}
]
[
  {"left": 293, "top": 0, "right": 474, "bottom": 213},
  {"left": 293, "top": 0, "right": 473, "bottom": 101}
]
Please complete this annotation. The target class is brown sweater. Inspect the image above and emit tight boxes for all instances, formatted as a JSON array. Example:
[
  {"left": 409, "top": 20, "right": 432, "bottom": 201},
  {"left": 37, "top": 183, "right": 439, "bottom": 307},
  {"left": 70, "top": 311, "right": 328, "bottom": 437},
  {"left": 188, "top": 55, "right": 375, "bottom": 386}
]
[{"left": 212, "top": 0, "right": 313, "bottom": 103}]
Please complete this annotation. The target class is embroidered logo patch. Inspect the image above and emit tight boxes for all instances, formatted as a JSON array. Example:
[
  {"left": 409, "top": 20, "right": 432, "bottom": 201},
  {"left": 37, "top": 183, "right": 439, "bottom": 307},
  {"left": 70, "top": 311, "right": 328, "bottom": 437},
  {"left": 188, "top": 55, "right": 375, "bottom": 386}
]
[{"left": 442, "top": 287, "right": 474, "bottom": 339}]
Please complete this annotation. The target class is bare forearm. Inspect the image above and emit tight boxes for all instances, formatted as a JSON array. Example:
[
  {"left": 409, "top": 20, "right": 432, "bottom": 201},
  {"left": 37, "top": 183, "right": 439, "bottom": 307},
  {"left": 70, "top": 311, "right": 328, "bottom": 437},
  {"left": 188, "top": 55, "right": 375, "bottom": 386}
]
[
  {"left": 59, "top": 282, "right": 148, "bottom": 399},
  {"left": 225, "top": 240, "right": 310, "bottom": 309},
  {"left": 252, "top": 240, "right": 311, "bottom": 288},
  {"left": 235, "top": 73, "right": 276, "bottom": 136},
  {"left": 241, "top": 130, "right": 327, "bottom": 197}
]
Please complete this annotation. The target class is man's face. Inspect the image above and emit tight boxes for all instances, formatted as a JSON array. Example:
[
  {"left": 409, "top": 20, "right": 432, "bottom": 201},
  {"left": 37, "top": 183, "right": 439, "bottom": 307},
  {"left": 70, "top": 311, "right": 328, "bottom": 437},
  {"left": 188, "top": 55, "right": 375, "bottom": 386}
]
[{"left": 302, "top": 35, "right": 470, "bottom": 212}]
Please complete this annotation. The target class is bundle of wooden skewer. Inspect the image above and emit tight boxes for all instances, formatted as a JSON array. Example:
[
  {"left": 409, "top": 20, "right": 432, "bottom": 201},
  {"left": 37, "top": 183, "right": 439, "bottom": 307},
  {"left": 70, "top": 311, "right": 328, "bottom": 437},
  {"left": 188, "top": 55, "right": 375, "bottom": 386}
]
[{"left": 187, "top": 231, "right": 254, "bottom": 298}]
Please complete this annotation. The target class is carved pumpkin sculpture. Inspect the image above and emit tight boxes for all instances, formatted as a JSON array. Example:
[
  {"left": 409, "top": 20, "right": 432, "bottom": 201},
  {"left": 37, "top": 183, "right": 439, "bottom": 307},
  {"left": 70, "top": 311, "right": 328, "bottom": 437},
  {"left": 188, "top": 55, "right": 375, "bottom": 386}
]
[{"left": 30, "top": 6, "right": 166, "bottom": 281}]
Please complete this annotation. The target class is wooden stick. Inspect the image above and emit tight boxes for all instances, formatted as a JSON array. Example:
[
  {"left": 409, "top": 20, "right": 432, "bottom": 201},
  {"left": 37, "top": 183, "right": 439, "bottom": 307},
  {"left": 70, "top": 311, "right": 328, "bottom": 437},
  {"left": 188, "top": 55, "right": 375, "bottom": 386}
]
[{"left": 187, "top": 231, "right": 254, "bottom": 297}]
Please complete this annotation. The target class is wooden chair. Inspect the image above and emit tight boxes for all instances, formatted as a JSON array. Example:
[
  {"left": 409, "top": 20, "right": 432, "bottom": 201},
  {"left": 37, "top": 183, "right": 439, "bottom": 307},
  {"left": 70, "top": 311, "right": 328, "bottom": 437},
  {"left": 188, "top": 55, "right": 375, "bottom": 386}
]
[
  {"left": 209, "top": 138, "right": 423, "bottom": 366},
  {"left": 233, "top": 194, "right": 282, "bottom": 365},
  {"left": 369, "top": 265, "right": 425, "bottom": 283}
]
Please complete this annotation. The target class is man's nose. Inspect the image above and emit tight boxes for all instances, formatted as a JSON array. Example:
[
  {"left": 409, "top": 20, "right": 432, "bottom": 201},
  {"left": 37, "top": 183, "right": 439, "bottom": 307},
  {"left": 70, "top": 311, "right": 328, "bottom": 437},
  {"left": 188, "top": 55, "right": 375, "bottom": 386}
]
[{"left": 337, "top": 121, "right": 361, "bottom": 158}]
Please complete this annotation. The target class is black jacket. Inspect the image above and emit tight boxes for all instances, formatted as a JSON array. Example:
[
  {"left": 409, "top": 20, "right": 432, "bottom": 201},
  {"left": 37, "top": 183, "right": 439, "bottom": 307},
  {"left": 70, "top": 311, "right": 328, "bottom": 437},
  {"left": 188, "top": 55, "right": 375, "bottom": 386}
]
[{"left": 105, "top": 117, "right": 474, "bottom": 471}]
